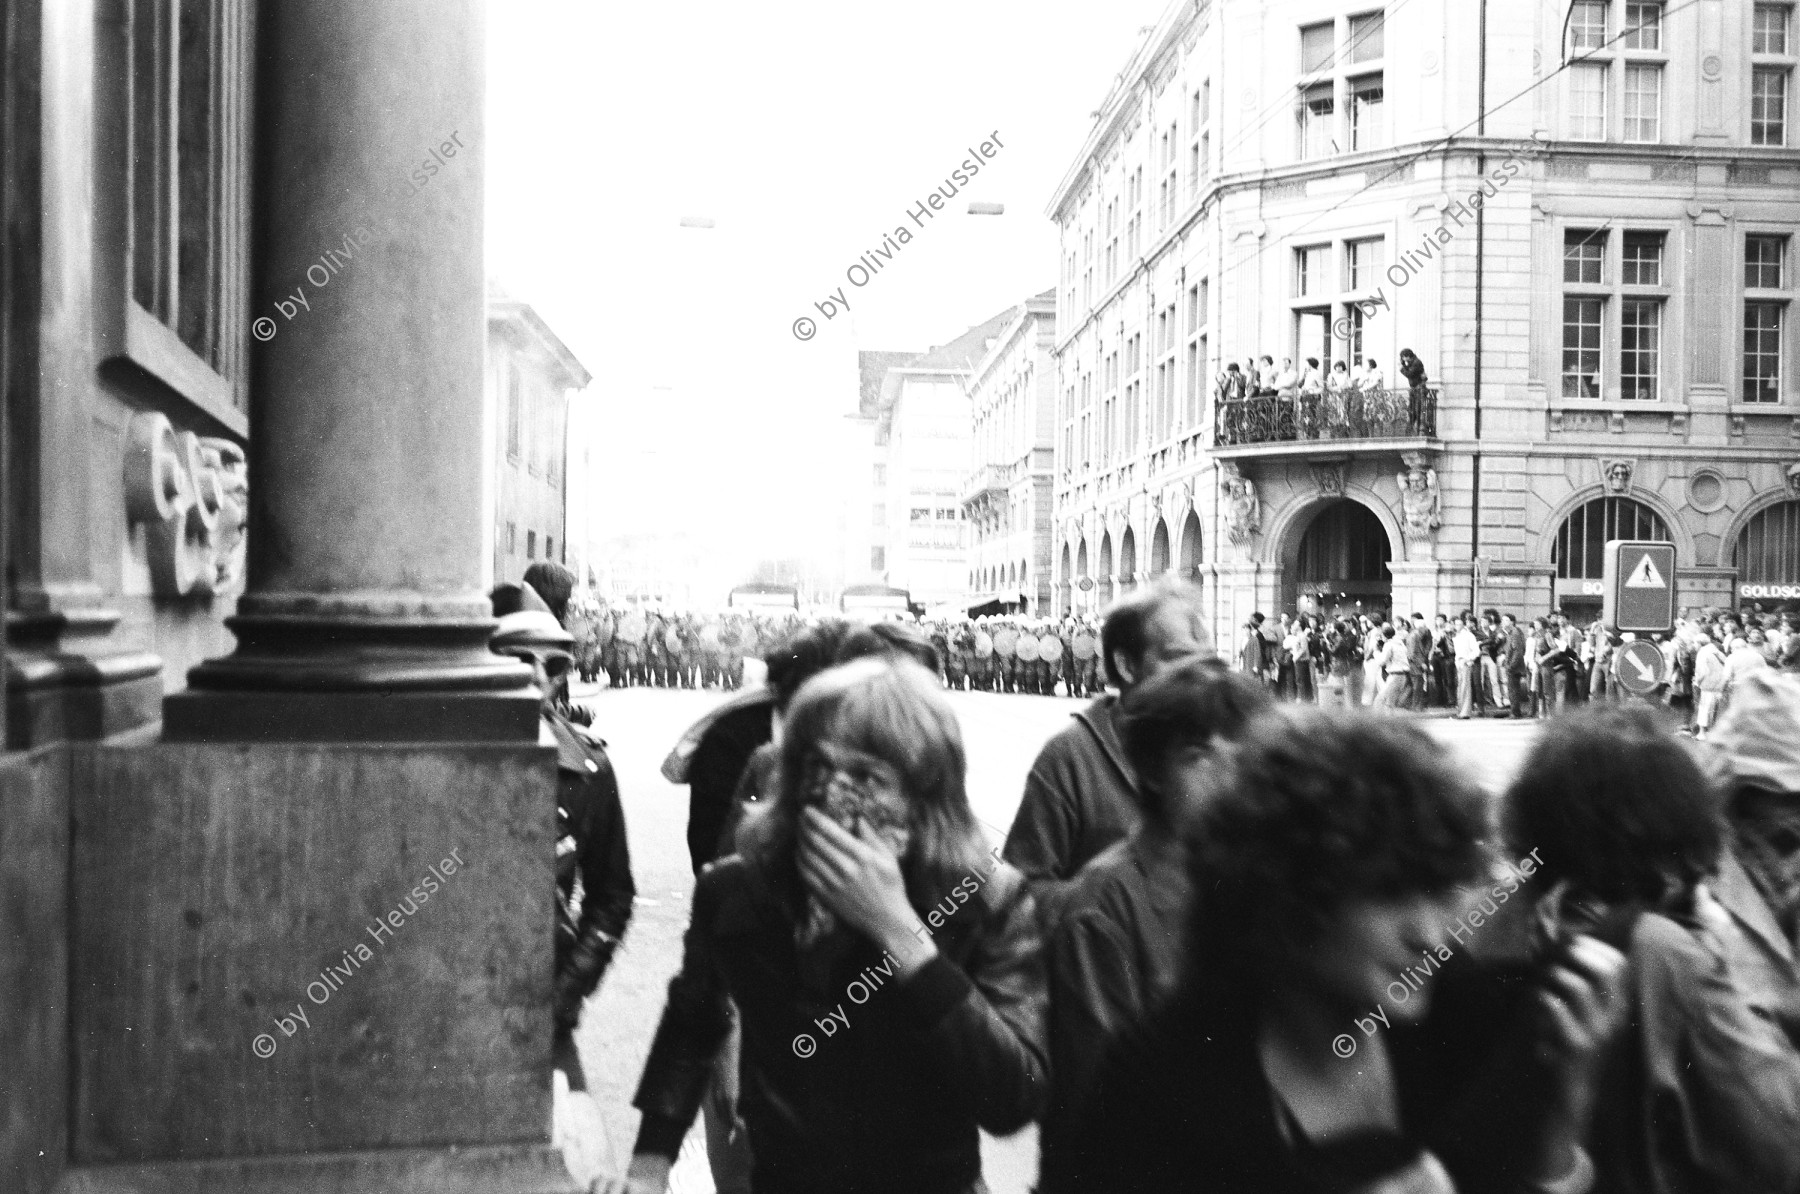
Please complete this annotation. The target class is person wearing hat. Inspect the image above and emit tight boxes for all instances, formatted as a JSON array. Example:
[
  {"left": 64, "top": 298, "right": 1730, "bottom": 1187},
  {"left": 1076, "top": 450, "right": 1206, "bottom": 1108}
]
[{"left": 491, "top": 582, "right": 635, "bottom": 1092}]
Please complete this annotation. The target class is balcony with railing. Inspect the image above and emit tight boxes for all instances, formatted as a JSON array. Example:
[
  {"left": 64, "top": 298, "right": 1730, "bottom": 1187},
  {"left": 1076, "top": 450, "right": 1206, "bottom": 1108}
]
[
  {"left": 1212, "top": 388, "right": 1440, "bottom": 458},
  {"left": 959, "top": 463, "right": 1008, "bottom": 509}
]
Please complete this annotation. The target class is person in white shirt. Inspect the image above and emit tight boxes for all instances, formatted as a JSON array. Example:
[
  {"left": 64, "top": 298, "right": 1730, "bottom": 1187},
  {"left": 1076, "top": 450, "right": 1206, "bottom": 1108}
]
[
  {"left": 1371, "top": 624, "right": 1412, "bottom": 710},
  {"left": 1274, "top": 357, "right": 1299, "bottom": 394},
  {"left": 1298, "top": 357, "right": 1324, "bottom": 395},
  {"left": 1357, "top": 358, "right": 1386, "bottom": 392},
  {"left": 1254, "top": 355, "right": 1278, "bottom": 397},
  {"left": 1453, "top": 614, "right": 1482, "bottom": 719}
]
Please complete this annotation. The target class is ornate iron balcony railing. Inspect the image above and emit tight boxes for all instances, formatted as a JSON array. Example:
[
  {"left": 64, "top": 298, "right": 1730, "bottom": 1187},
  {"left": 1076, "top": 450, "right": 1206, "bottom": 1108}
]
[{"left": 1212, "top": 387, "right": 1438, "bottom": 447}]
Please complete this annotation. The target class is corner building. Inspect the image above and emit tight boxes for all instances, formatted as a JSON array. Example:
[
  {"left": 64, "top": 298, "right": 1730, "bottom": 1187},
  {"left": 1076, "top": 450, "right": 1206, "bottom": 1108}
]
[{"left": 1050, "top": 0, "right": 1800, "bottom": 641}]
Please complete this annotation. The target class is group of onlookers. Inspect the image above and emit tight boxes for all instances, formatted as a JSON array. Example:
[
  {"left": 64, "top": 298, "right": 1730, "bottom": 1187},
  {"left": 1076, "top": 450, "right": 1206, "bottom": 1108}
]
[
  {"left": 1216, "top": 347, "right": 1432, "bottom": 399},
  {"left": 1237, "top": 604, "right": 1800, "bottom": 725},
  {"left": 593, "top": 580, "right": 1800, "bottom": 1194}
]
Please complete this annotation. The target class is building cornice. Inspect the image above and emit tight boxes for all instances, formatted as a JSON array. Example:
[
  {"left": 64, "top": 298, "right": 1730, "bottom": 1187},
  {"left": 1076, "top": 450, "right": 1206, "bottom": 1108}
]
[{"left": 1046, "top": 0, "right": 1209, "bottom": 223}]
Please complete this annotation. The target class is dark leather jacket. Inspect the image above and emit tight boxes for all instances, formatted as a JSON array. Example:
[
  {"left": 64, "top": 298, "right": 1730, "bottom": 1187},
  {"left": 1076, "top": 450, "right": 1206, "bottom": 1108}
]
[
  {"left": 550, "top": 713, "right": 635, "bottom": 1015},
  {"left": 633, "top": 851, "right": 1047, "bottom": 1194}
]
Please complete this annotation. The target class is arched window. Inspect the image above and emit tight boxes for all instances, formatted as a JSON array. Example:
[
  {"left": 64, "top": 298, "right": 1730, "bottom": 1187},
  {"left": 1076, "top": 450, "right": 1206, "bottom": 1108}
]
[
  {"left": 1179, "top": 511, "right": 1203, "bottom": 579},
  {"left": 1552, "top": 497, "right": 1670, "bottom": 579},
  {"left": 1150, "top": 519, "right": 1171, "bottom": 574},
  {"left": 1735, "top": 500, "right": 1800, "bottom": 584}
]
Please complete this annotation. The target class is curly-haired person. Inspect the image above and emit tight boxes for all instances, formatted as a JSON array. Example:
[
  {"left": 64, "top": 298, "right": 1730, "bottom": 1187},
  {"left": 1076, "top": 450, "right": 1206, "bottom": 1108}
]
[
  {"left": 1505, "top": 704, "right": 1800, "bottom": 1194},
  {"left": 1063, "top": 707, "right": 1629, "bottom": 1194}
]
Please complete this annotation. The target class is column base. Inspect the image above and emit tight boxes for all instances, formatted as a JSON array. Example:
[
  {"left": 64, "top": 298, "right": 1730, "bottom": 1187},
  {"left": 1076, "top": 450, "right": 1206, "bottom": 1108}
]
[
  {"left": 171, "top": 604, "right": 541, "bottom": 741},
  {"left": 163, "top": 687, "right": 542, "bottom": 742},
  {"left": 6, "top": 609, "right": 164, "bottom": 748},
  {"left": 55, "top": 1144, "right": 580, "bottom": 1194}
]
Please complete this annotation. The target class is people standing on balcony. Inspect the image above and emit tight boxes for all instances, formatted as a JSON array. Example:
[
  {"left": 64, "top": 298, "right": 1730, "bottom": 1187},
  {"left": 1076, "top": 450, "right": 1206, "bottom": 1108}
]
[
  {"left": 1274, "top": 357, "right": 1298, "bottom": 395},
  {"left": 1399, "top": 348, "right": 1429, "bottom": 434},
  {"left": 1323, "top": 360, "right": 1353, "bottom": 437},
  {"left": 1299, "top": 357, "right": 1323, "bottom": 395},
  {"left": 1220, "top": 362, "right": 1247, "bottom": 400},
  {"left": 1253, "top": 355, "right": 1278, "bottom": 398},
  {"left": 1356, "top": 357, "right": 1386, "bottom": 393}
]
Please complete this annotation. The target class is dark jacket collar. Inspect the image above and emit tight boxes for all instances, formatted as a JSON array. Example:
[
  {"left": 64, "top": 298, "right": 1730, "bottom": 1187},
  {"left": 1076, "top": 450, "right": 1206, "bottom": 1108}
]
[{"left": 1072, "top": 693, "right": 1138, "bottom": 793}]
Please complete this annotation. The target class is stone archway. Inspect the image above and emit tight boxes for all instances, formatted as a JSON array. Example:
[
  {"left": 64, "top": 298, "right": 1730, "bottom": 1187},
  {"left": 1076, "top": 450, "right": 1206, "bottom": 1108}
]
[
  {"left": 1278, "top": 497, "right": 1398, "bottom": 621},
  {"left": 1178, "top": 510, "right": 1203, "bottom": 582},
  {"left": 1098, "top": 532, "right": 1115, "bottom": 608},
  {"left": 1059, "top": 542, "right": 1073, "bottom": 615},
  {"left": 1150, "top": 518, "right": 1171, "bottom": 576},
  {"left": 1119, "top": 528, "right": 1138, "bottom": 595}
]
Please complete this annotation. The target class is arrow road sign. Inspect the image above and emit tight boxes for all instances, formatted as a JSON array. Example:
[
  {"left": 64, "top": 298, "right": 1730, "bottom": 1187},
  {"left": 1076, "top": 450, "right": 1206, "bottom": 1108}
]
[
  {"left": 1612, "top": 638, "right": 1667, "bottom": 697},
  {"left": 1602, "top": 540, "right": 1676, "bottom": 633}
]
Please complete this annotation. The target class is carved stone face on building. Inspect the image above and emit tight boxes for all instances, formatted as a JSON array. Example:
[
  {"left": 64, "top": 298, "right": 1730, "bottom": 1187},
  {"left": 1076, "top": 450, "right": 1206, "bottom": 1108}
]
[{"left": 1605, "top": 459, "right": 1633, "bottom": 493}]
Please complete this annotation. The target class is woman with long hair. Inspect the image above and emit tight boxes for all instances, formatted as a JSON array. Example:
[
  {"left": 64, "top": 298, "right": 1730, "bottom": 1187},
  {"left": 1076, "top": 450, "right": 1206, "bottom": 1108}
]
[
  {"left": 1066, "top": 707, "right": 1627, "bottom": 1193},
  {"left": 623, "top": 659, "right": 1045, "bottom": 1194}
]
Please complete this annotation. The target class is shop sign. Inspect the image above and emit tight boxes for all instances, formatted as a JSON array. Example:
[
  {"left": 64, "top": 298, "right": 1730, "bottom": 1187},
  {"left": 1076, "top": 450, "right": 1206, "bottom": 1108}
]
[{"left": 1741, "top": 583, "right": 1800, "bottom": 600}]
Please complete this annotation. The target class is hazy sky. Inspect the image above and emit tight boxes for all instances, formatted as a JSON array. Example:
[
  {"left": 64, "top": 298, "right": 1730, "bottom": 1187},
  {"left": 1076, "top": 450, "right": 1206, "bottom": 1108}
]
[{"left": 485, "top": 0, "right": 1169, "bottom": 562}]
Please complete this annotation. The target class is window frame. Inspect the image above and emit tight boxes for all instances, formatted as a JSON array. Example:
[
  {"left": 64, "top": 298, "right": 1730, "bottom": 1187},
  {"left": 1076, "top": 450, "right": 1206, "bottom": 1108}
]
[
  {"left": 1743, "top": 231, "right": 1792, "bottom": 404},
  {"left": 1295, "top": 10, "right": 1387, "bottom": 162},
  {"left": 111, "top": 0, "right": 256, "bottom": 440}
]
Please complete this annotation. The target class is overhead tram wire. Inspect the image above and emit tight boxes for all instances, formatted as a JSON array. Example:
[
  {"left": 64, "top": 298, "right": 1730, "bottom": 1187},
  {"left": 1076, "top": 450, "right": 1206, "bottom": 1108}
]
[
  {"left": 1207, "top": 0, "right": 1419, "bottom": 176},
  {"left": 1202, "top": 0, "right": 1707, "bottom": 285}
]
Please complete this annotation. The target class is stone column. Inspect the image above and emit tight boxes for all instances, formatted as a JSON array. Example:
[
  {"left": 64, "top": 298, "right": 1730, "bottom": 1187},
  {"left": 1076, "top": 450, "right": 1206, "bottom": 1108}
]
[{"left": 164, "top": 0, "right": 535, "bottom": 742}]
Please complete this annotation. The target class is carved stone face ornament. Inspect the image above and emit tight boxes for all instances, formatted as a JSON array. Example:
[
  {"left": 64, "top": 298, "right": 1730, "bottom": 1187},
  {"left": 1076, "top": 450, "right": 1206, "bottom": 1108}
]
[{"left": 124, "top": 411, "right": 249, "bottom": 597}]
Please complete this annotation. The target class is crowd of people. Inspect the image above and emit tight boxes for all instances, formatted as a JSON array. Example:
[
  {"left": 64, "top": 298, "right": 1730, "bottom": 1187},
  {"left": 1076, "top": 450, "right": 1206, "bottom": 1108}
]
[
  {"left": 1235, "top": 605, "right": 1800, "bottom": 732},
  {"left": 1215, "top": 349, "right": 1435, "bottom": 441},
  {"left": 565, "top": 600, "right": 784, "bottom": 691},
  {"left": 565, "top": 600, "right": 1118, "bottom": 701},
  {"left": 553, "top": 576, "right": 1800, "bottom": 1194}
]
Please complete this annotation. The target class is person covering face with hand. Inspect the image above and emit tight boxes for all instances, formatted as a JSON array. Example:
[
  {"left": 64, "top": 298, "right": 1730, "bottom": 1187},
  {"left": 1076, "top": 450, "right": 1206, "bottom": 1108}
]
[{"left": 621, "top": 659, "right": 1046, "bottom": 1194}]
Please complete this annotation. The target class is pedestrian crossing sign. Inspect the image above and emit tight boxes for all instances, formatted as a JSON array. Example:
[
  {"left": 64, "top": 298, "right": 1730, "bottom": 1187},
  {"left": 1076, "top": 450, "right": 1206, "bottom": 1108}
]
[{"left": 1602, "top": 540, "right": 1676, "bottom": 633}]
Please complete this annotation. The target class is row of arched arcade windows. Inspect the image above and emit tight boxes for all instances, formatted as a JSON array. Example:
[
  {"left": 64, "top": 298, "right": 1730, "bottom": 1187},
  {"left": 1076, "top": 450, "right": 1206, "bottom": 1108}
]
[
  {"left": 1551, "top": 494, "right": 1800, "bottom": 606},
  {"left": 970, "top": 562, "right": 1032, "bottom": 593},
  {"left": 1060, "top": 510, "right": 1206, "bottom": 606}
]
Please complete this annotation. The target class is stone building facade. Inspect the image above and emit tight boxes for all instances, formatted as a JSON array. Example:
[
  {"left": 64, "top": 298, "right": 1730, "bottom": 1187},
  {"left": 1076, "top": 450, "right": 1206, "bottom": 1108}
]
[
  {"left": 852, "top": 310, "right": 1015, "bottom": 609},
  {"left": 962, "top": 290, "right": 1059, "bottom": 612},
  {"left": 1049, "top": 0, "right": 1800, "bottom": 647},
  {"left": 3, "top": 5, "right": 573, "bottom": 1193},
  {"left": 485, "top": 285, "right": 591, "bottom": 586}
]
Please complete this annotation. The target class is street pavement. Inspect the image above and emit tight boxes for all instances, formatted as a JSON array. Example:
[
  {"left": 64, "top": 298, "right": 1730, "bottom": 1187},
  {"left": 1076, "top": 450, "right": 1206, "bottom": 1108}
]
[{"left": 561, "top": 684, "right": 1539, "bottom": 1192}]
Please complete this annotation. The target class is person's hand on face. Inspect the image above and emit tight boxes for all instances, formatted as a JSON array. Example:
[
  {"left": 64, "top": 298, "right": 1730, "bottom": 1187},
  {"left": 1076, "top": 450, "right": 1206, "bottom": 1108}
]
[
  {"left": 795, "top": 743, "right": 919, "bottom": 951},
  {"left": 1534, "top": 933, "right": 1629, "bottom": 1125}
]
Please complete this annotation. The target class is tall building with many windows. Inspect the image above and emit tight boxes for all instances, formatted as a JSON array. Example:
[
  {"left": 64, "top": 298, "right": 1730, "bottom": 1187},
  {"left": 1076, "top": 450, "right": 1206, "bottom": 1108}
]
[
  {"left": 1050, "top": 0, "right": 1800, "bottom": 641},
  {"left": 855, "top": 310, "right": 1018, "bottom": 609},
  {"left": 963, "top": 290, "right": 1058, "bottom": 611}
]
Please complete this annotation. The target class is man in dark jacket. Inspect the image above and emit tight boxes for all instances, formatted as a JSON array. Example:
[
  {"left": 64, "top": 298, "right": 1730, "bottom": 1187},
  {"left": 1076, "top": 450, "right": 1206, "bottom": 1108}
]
[
  {"left": 1502, "top": 612, "right": 1529, "bottom": 717},
  {"left": 1406, "top": 611, "right": 1434, "bottom": 710},
  {"left": 1002, "top": 583, "right": 1212, "bottom": 921},
  {"left": 1039, "top": 659, "right": 1272, "bottom": 1191},
  {"left": 490, "top": 583, "right": 634, "bottom": 1093}
]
